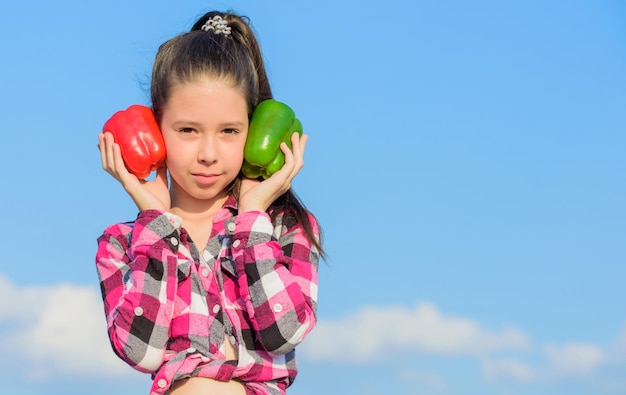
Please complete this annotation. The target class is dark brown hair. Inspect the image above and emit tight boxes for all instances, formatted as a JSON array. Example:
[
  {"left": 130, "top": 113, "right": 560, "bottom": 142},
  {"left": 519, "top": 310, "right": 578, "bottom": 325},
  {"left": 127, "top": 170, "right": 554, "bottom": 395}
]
[{"left": 150, "top": 11, "right": 324, "bottom": 258}]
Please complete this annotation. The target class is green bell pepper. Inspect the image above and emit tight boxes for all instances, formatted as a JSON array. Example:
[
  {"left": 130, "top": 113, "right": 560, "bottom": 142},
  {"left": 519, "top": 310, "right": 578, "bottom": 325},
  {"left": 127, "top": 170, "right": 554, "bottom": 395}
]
[{"left": 241, "top": 99, "right": 303, "bottom": 179}]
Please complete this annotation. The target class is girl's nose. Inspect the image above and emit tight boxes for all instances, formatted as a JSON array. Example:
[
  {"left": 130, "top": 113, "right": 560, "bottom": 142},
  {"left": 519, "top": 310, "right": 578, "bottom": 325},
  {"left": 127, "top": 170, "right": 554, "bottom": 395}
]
[{"left": 197, "top": 134, "right": 218, "bottom": 164}]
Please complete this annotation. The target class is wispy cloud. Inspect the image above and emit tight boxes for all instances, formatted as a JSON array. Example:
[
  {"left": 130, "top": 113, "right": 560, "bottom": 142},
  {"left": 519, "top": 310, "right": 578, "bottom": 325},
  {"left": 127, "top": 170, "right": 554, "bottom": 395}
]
[
  {"left": 544, "top": 343, "right": 605, "bottom": 376},
  {"left": 0, "top": 274, "right": 131, "bottom": 381},
  {"left": 301, "top": 301, "right": 626, "bottom": 393},
  {"left": 2, "top": 273, "right": 623, "bottom": 394},
  {"left": 482, "top": 358, "right": 537, "bottom": 383},
  {"left": 481, "top": 342, "right": 607, "bottom": 388},
  {"left": 301, "top": 301, "right": 530, "bottom": 362}
]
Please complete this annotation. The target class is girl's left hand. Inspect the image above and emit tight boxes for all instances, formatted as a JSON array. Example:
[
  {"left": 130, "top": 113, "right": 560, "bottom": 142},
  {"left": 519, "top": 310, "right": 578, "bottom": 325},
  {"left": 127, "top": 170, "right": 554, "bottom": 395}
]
[{"left": 239, "top": 132, "right": 308, "bottom": 213}]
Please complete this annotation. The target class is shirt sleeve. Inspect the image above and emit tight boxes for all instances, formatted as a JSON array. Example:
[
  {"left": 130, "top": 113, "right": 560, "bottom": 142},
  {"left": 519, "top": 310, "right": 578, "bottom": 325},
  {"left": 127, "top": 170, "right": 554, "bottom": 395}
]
[
  {"left": 229, "top": 210, "right": 320, "bottom": 355},
  {"left": 95, "top": 210, "right": 184, "bottom": 373}
]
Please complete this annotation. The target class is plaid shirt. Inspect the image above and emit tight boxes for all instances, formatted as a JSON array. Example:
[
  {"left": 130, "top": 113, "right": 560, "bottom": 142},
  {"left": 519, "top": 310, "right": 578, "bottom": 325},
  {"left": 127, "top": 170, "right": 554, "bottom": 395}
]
[{"left": 96, "top": 195, "right": 319, "bottom": 395}]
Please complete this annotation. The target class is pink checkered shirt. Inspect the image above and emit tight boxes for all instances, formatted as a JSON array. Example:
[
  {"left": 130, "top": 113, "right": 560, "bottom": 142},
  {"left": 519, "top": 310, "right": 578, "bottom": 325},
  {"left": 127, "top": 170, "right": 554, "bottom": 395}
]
[{"left": 96, "top": 195, "right": 320, "bottom": 394}]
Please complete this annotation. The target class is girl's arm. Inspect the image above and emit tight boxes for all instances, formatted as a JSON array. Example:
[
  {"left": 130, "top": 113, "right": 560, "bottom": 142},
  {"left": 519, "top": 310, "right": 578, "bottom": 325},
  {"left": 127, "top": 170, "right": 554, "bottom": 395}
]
[
  {"left": 229, "top": 210, "right": 320, "bottom": 355},
  {"left": 96, "top": 210, "right": 183, "bottom": 372}
]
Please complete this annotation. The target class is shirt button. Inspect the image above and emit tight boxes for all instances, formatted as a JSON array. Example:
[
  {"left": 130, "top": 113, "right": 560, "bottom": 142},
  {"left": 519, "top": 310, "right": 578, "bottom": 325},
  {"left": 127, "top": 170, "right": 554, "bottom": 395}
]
[
  {"left": 232, "top": 239, "right": 241, "bottom": 248},
  {"left": 170, "top": 237, "right": 178, "bottom": 246},
  {"left": 213, "top": 305, "right": 220, "bottom": 314},
  {"left": 134, "top": 306, "right": 144, "bottom": 316},
  {"left": 157, "top": 379, "right": 168, "bottom": 388},
  {"left": 273, "top": 303, "right": 283, "bottom": 313},
  {"left": 227, "top": 222, "right": 236, "bottom": 232},
  {"left": 187, "top": 347, "right": 196, "bottom": 353},
  {"left": 201, "top": 267, "right": 210, "bottom": 277}
]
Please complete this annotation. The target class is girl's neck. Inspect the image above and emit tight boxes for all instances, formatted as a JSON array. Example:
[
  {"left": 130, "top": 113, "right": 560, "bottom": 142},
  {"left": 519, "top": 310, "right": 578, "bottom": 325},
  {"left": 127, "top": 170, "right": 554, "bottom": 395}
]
[
  {"left": 169, "top": 188, "right": 229, "bottom": 225},
  {"left": 169, "top": 187, "right": 229, "bottom": 251}
]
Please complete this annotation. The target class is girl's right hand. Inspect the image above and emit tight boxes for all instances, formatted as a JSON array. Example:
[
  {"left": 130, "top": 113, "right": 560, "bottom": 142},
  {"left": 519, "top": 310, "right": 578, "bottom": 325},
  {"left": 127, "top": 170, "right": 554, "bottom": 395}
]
[{"left": 98, "top": 132, "right": 170, "bottom": 211}]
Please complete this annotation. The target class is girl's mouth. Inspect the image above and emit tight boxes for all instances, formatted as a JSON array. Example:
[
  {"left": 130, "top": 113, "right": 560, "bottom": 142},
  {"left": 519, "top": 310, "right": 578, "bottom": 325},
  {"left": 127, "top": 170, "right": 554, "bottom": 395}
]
[{"left": 192, "top": 173, "right": 220, "bottom": 185}]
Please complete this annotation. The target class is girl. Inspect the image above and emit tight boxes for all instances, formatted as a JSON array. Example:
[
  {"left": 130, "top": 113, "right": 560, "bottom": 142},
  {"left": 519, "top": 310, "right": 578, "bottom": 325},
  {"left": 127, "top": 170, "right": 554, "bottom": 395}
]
[{"left": 96, "top": 10, "right": 322, "bottom": 395}]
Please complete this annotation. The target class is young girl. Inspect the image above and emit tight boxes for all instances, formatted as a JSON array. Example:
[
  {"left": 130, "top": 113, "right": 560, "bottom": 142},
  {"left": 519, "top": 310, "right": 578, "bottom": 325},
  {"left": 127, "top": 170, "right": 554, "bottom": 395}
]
[{"left": 96, "top": 10, "right": 322, "bottom": 395}]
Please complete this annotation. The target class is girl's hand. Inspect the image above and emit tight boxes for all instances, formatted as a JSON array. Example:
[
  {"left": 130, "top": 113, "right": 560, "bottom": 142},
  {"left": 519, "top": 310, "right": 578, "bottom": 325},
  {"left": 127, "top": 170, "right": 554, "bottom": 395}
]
[
  {"left": 239, "top": 132, "right": 308, "bottom": 213},
  {"left": 98, "top": 132, "right": 170, "bottom": 211}
]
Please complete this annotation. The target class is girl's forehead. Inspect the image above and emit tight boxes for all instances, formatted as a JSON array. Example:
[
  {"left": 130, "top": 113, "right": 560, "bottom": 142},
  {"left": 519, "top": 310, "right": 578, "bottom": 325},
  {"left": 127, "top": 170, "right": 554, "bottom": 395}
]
[
  {"left": 169, "top": 77, "right": 246, "bottom": 98},
  {"left": 162, "top": 79, "right": 249, "bottom": 122}
]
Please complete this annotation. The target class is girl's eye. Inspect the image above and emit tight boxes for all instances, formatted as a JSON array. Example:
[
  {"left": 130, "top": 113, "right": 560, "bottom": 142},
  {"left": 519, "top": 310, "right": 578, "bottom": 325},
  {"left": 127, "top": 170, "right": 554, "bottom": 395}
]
[
  {"left": 179, "top": 127, "right": 194, "bottom": 134},
  {"left": 223, "top": 128, "right": 239, "bottom": 135}
]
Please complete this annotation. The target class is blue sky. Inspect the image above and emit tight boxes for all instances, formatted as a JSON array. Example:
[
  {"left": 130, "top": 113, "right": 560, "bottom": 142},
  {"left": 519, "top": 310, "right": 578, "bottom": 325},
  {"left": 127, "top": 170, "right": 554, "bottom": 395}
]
[{"left": 1, "top": 1, "right": 624, "bottom": 394}]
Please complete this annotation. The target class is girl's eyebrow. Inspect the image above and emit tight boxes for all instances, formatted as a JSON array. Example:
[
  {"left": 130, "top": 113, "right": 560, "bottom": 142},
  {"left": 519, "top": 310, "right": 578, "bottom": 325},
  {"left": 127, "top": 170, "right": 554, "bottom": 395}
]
[
  {"left": 171, "top": 119, "right": 202, "bottom": 127},
  {"left": 220, "top": 120, "right": 247, "bottom": 128},
  {"left": 170, "top": 119, "right": 247, "bottom": 128}
]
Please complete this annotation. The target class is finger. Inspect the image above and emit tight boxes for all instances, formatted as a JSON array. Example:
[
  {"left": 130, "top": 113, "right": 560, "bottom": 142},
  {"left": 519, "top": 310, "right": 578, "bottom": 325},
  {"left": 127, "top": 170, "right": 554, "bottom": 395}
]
[
  {"left": 286, "top": 133, "right": 305, "bottom": 176},
  {"left": 299, "top": 134, "right": 309, "bottom": 156},
  {"left": 111, "top": 141, "right": 124, "bottom": 172},
  {"left": 111, "top": 141, "right": 136, "bottom": 183},
  {"left": 292, "top": 133, "right": 307, "bottom": 169},
  {"left": 263, "top": 133, "right": 304, "bottom": 189},
  {"left": 101, "top": 133, "right": 117, "bottom": 174},
  {"left": 98, "top": 133, "right": 108, "bottom": 171},
  {"left": 278, "top": 141, "right": 296, "bottom": 177}
]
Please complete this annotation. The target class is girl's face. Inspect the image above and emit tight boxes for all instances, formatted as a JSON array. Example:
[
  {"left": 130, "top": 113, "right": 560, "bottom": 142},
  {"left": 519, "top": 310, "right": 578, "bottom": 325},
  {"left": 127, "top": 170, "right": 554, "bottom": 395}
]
[{"left": 160, "top": 78, "right": 248, "bottom": 205}]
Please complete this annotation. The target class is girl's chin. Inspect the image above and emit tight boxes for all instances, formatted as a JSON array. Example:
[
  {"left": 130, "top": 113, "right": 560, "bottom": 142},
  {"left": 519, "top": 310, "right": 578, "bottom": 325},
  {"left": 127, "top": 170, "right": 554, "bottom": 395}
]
[
  {"left": 190, "top": 185, "right": 230, "bottom": 202},
  {"left": 170, "top": 175, "right": 236, "bottom": 203}
]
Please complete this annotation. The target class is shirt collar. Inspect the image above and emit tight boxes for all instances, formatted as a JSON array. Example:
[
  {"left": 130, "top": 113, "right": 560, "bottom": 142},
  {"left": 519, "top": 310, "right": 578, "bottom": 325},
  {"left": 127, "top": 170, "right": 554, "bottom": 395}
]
[
  {"left": 213, "top": 194, "right": 238, "bottom": 223},
  {"left": 223, "top": 194, "right": 238, "bottom": 211}
]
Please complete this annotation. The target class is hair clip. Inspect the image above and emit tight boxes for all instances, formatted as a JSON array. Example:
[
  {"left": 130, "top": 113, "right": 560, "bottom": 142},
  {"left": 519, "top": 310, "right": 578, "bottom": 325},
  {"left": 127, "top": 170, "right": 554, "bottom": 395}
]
[{"left": 201, "top": 15, "right": 232, "bottom": 35}]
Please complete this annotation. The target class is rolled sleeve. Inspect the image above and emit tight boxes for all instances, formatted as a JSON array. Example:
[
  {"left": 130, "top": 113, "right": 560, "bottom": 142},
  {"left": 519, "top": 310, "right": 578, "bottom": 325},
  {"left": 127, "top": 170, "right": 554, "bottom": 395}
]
[
  {"left": 230, "top": 211, "right": 319, "bottom": 355},
  {"left": 96, "top": 210, "right": 184, "bottom": 372}
]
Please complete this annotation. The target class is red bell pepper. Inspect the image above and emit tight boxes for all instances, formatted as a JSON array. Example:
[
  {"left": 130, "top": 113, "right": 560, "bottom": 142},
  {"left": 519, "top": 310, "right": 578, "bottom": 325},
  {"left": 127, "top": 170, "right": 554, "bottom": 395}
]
[{"left": 102, "top": 105, "right": 166, "bottom": 179}]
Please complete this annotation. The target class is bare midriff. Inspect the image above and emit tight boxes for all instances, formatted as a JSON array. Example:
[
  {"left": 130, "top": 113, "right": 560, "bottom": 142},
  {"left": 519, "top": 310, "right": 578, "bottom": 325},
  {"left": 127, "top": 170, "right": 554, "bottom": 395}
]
[
  {"left": 168, "top": 336, "right": 245, "bottom": 395},
  {"left": 168, "top": 377, "right": 246, "bottom": 395}
]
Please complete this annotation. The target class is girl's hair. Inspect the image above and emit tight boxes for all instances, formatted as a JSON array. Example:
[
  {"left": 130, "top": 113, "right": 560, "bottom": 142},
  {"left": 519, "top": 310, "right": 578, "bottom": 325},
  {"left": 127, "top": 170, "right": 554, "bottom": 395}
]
[{"left": 150, "top": 10, "right": 324, "bottom": 259}]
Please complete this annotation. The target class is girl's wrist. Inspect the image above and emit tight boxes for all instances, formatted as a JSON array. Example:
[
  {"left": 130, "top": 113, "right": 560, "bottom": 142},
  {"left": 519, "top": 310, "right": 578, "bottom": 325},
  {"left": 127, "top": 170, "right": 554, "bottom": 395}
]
[
  {"left": 238, "top": 205, "right": 267, "bottom": 214},
  {"left": 238, "top": 199, "right": 269, "bottom": 214}
]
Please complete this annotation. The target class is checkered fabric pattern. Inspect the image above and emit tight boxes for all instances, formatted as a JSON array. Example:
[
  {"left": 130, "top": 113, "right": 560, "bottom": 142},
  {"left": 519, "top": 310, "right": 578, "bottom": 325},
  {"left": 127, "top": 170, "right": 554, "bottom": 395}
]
[{"left": 96, "top": 195, "right": 320, "bottom": 395}]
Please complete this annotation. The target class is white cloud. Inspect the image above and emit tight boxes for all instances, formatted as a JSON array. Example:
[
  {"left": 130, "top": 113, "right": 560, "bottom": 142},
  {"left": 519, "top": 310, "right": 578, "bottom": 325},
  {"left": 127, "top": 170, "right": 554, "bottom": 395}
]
[
  {"left": 482, "top": 358, "right": 537, "bottom": 383},
  {"left": 301, "top": 301, "right": 530, "bottom": 362},
  {"left": 0, "top": 273, "right": 133, "bottom": 381},
  {"left": 480, "top": 343, "right": 605, "bottom": 385},
  {"left": 300, "top": 301, "right": 622, "bottom": 391},
  {"left": 544, "top": 343, "right": 605, "bottom": 376},
  {"left": 2, "top": 273, "right": 620, "bottom": 393}
]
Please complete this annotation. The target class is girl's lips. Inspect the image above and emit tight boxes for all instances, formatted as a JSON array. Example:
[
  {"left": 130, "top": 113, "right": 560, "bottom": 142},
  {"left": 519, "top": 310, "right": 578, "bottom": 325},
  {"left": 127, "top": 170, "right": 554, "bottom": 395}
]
[{"left": 192, "top": 173, "right": 220, "bottom": 185}]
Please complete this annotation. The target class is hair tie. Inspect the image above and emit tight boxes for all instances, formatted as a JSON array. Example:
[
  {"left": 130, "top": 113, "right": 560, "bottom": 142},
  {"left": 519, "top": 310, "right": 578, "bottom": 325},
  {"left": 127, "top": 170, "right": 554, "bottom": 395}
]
[{"left": 201, "top": 15, "right": 232, "bottom": 36}]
